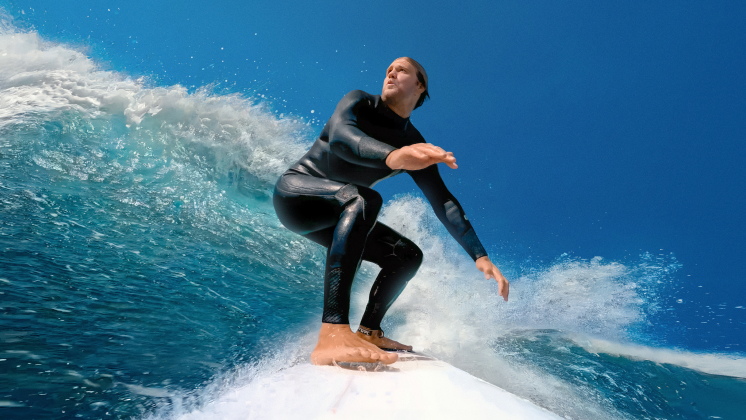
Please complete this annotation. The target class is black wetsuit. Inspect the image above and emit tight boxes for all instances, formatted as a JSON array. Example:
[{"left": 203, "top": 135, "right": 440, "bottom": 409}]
[{"left": 273, "top": 90, "right": 487, "bottom": 329}]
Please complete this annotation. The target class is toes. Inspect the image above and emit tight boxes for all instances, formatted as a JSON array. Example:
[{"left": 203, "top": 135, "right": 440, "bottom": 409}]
[
  {"left": 383, "top": 353, "right": 398, "bottom": 364},
  {"left": 353, "top": 346, "right": 389, "bottom": 362}
]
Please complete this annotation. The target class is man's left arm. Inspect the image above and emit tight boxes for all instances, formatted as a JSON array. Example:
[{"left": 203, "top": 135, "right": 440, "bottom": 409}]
[{"left": 409, "top": 165, "right": 510, "bottom": 301}]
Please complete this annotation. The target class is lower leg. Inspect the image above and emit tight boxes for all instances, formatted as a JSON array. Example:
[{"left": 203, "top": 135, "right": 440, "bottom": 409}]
[
  {"left": 311, "top": 189, "right": 394, "bottom": 365},
  {"left": 357, "top": 235, "right": 423, "bottom": 350},
  {"left": 321, "top": 192, "right": 381, "bottom": 325}
]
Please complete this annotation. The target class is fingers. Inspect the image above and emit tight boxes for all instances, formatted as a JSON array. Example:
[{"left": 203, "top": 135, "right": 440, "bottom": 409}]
[
  {"left": 396, "top": 143, "right": 458, "bottom": 171},
  {"left": 425, "top": 148, "right": 457, "bottom": 168},
  {"left": 498, "top": 278, "right": 510, "bottom": 302},
  {"left": 413, "top": 144, "right": 456, "bottom": 162},
  {"left": 477, "top": 261, "right": 510, "bottom": 302},
  {"left": 442, "top": 152, "right": 458, "bottom": 169},
  {"left": 425, "top": 146, "right": 451, "bottom": 162},
  {"left": 417, "top": 143, "right": 447, "bottom": 155},
  {"left": 407, "top": 145, "right": 444, "bottom": 162},
  {"left": 490, "top": 267, "right": 509, "bottom": 302}
]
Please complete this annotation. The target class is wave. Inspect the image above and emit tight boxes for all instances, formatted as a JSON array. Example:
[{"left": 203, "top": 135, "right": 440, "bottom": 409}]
[
  {"left": 0, "top": 13, "right": 311, "bottom": 191},
  {"left": 5, "top": 11, "right": 743, "bottom": 420}
]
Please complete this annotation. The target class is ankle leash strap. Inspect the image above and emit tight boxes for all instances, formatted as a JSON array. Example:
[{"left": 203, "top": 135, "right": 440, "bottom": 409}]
[{"left": 357, "top": 327, "right": 384, "bottom": 337}]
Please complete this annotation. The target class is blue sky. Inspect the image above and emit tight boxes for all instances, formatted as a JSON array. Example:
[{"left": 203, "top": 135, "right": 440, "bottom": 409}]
[{"left": 3, "top": 0, "right": 745, "bottom": 349}]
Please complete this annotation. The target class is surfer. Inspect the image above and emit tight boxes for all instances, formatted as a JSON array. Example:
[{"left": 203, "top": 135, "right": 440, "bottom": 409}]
[{"left": 273, "top": 57, "right": 509, "bottom": 365}]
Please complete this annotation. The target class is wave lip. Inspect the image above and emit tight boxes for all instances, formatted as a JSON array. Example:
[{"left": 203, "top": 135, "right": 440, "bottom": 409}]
[
  {"left": 0, "top": 11, "right": 313, "bottom": 187},
  {"left": 0, "top": 26, "right": 133, "bottom": 123}
]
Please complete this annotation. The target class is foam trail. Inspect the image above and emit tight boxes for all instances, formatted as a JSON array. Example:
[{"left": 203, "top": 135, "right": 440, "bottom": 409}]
[{"left": 572, "top": 336, "right": 746, "bottom": 378}]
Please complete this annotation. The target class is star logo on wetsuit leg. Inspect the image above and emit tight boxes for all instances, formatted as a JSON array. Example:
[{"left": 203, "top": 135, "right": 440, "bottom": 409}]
[{"left": 380, "top": 237, "right": 404, "bottom": 261}]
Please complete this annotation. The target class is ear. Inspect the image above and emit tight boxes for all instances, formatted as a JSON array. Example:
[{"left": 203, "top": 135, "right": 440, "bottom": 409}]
[{"left": 416, "top": 81, "right": 426, "bottom": 95}]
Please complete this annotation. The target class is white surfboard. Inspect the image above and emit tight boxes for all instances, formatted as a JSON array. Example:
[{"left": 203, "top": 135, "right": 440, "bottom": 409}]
[{"left": 179, "top": 351, "right": 562, "bottom": 420}]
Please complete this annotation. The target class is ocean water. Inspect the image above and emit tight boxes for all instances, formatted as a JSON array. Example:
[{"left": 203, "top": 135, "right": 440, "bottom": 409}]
[{"left": 1, "top": 4, "right": 746, "bottom": 420}]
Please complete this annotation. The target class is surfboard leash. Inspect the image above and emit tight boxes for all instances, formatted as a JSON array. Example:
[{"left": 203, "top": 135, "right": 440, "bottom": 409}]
[{"left": 357, "top": 326, "right": 383, "bottom": 337}]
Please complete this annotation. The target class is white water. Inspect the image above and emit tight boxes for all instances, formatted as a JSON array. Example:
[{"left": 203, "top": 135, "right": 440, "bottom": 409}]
[
  {"left": 573, "top": 336, "right": 746, "bottom": 378},
  {"left": 144, "top": 197, "right": 710, "bottom": 420},
  {"left": 0, "top": 19, "right": 310, "bottom": 189}
]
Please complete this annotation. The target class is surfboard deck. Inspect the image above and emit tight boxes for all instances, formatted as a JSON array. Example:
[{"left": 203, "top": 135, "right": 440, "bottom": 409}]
[{"left": 183, "top": 351, "right": 563, "bottom": 420}]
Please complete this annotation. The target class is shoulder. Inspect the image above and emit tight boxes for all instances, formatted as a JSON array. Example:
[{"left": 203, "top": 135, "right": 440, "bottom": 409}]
[
  {"left": 406, "top": 122, "right": 426, "bottom": 144},
  {"left": 338, "top": 90, "right": 376, "bottom": 108},
  {"left": 343, "top": 89, "right": 375, "bottom": 101}
]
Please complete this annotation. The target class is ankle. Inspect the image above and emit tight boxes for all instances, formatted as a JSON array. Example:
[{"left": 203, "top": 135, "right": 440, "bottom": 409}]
[
  {"left": 319, "top": 323, "right": 352, "bottom": 335},
  {"left": 357, "top": 326, "right": 383, "bottom": 338}
]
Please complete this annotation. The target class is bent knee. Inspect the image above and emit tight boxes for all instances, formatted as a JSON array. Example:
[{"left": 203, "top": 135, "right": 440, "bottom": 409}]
[
  {"left": 406, "top": 244, "right": 424, "bottom": 268},
  {"left": 392, "top": 240, "right": 423, "bottom": 270}
]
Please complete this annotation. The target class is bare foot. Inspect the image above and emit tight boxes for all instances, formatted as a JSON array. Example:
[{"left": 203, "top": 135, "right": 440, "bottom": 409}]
[
  {"left": 310, "top": 323, "right": 399, "bottom": 366},
  {"left": 356, "top": 327, "right": 413, "bottom": 351}
]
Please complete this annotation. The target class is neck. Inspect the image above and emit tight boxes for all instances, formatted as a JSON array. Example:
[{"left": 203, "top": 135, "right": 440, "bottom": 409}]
[{"left": 381, "top": 97, "right": 414, "bottom": 119}]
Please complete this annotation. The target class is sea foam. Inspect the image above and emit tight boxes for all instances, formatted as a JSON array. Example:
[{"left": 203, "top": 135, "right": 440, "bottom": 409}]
[{"left": 0, "top": 17, "right": 310, "bottom": 188}]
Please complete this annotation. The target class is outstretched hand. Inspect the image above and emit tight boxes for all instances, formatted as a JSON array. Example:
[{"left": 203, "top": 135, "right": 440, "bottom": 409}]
[
  {"left": 476, "top": 256, "right": 510, "bottom": 302},
  {"left": 386, "top": 143, "right": 458, "bottom": 171}
]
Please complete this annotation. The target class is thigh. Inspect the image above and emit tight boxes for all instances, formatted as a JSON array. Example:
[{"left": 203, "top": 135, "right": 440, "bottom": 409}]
[{"left": 273, "top": 174, "right": 347, "bottom": 234}]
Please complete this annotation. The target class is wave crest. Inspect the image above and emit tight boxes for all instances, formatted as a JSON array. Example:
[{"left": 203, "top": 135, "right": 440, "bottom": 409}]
[{"left": 0, "top": 17, "right": 311, "bottom": 188}]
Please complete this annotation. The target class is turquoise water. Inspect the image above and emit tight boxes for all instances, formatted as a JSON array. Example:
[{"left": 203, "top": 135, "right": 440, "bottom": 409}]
[{"left": 2, "top": 6, "right": 746, "bottom": 420}]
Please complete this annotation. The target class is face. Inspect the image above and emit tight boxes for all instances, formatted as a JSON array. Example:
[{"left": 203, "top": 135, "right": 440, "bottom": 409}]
[{"left": 381, "top": 58, "right": 425, "bottom": 105}]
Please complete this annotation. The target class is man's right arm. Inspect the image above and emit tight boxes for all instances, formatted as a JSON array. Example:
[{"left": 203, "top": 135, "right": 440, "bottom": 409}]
[{"left": 327, "top": 90, "right": 396, "bottom": 169}]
